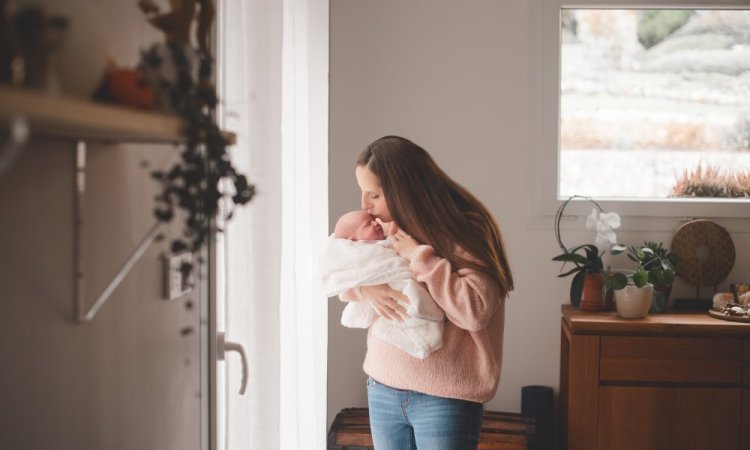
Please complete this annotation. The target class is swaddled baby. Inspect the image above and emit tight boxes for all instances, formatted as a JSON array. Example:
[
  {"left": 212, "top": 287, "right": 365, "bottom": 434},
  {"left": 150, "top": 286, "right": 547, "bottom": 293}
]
[{"left": 318, "top": 210, "right": 444, "bottom": 359}]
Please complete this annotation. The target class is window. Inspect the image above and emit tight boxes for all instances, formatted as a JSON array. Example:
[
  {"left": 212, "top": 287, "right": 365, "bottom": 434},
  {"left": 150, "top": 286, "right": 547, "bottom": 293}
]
[
  {"left": 560, "top": 8, "right": 750, "bottom": 200},
  {"left": 531, "top": 0, "right": 750, "bottom": 223}
]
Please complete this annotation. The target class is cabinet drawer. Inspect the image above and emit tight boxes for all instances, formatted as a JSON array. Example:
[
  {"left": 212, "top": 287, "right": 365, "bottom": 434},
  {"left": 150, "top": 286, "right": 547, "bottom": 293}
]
[
  {"left": 600, "top": 336, "right": 742, "bottom": 384},
  {"left": 597, "top": 386, "right": 741, "bottom": 450}
]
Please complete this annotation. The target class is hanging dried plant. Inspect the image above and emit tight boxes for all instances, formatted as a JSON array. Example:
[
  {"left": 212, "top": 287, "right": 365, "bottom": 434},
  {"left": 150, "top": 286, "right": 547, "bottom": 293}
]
[{"left": 139, "top": 0, "right": 255, "bottom": 273}]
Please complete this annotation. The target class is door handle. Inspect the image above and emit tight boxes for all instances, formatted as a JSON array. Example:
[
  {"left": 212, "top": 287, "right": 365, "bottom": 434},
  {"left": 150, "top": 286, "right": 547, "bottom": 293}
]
[{"left": 218, "top": 332, "right": 248, "bottom": 395}]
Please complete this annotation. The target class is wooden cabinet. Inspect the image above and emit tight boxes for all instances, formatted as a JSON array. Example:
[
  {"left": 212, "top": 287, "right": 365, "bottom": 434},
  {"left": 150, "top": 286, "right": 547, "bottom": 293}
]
[{"left": 560, "top": 305, "right": 750, "bottom": 450}]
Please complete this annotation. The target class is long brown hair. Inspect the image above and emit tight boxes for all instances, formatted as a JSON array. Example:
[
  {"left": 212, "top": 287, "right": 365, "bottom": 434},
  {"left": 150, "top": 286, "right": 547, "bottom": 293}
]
[{"left": 357, "top": 136, "right": 514, "bottom": 296}]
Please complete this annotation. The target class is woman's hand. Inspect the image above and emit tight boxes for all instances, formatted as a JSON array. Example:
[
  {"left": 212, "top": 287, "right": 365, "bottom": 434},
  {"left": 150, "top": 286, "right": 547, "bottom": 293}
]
[
  {"left": 388, "top": 230, "right": 420, "bottom": 260},
  {"left": 359, "top": 284, "right": 411, "bottom": 321}
]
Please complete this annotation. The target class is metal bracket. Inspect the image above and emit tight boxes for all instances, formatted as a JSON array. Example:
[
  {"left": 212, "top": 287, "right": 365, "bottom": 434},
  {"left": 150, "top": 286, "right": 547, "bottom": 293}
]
[
  {"left": 0, "top": 116, "right": 30, "bottom": 179},
  {"left": 74, "top": 140, "right": 164, "bottom": 322}
]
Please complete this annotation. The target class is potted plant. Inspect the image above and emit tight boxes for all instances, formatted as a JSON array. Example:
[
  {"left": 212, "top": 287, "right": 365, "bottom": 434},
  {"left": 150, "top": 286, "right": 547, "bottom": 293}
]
[
  {"left": 611, "top": 241, "right": 677, "bottom": 312},
  {"left": 603, "top": 268, "right": 654, "bottom": 319},
  {"left": 552, "top": 195, "right": 621, "bottom": 310}
]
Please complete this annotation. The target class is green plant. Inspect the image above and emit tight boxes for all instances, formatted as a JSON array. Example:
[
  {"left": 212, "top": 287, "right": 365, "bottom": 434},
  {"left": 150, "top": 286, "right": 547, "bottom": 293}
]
[
  {"left": 637, "top": 10, "right": 693, "bottom": 49},
  {"left": 610, "top": 241, "right": 677, "bottom": 311},
  {"left": 603, "top": 267, "right": 649, "bottom": 291},
  {"left": 552, "top": 195, "right": 621, "bottom": 307},
  {"left": 144, "top": 45, "right": 254, "bottom": 278}
]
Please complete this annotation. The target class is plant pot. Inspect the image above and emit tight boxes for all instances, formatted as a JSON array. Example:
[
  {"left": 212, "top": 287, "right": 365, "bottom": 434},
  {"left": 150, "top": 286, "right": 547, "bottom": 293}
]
[
  {"left": 580, "top": 273, "right": 606, "bottom": 311},
  {"left": 604, "top": 288, "right": 615, "bottom": 311},
  {"left": 650, "top": 284, "right": 673, "bottom": 312},
  {"left": 614, "top": 284, "right": 654, "bottom": 319}
]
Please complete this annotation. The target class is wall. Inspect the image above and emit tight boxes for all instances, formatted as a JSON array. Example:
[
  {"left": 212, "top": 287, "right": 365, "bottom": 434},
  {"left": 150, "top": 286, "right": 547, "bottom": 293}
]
[
  {"left": 328, "top": 0, "right": 750, "bottom": 429},
  {"left": 0, "top": 1, "right": 203, "bottom": 449}
]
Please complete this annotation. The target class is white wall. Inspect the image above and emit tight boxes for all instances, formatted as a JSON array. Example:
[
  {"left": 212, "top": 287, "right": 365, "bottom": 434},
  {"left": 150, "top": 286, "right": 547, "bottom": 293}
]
[
  {"left": 328, "top": 0, "right": 750, "bottom": 429},
  {"left": 0, "top": 1, "right": 204, "bottom": 449}
]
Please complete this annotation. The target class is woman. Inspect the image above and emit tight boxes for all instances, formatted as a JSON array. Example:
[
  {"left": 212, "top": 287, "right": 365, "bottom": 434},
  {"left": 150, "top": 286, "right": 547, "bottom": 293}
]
[{"left": 341, "top": 135, "right": 514, "bottom": 450}]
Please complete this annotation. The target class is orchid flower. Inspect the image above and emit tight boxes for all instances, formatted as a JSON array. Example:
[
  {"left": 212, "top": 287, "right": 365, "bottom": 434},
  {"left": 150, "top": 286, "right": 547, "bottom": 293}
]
[
  {"left": 553, "top": 195, "right": 623, "bottom": 308},
  {"left": 585, "top": 207, "right": 621, "bottom": 252}
]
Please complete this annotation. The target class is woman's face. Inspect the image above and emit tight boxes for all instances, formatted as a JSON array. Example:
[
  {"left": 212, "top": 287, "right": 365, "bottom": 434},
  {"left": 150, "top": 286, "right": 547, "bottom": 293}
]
[{"left": 355, "top": 165, "right": 393, "bottom": 222}]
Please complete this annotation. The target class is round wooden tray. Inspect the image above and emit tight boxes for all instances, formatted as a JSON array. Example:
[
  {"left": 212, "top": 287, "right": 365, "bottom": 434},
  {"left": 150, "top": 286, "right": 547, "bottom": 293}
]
[
  {"left": 708, "top": 309, "right": 750, "bottom": 323},
  {"left": 671, "top": 219, "right": 735, "bottom": 287}
]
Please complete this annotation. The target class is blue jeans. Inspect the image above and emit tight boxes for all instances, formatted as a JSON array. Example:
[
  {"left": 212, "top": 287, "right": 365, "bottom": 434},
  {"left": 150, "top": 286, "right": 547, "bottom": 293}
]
[{"left": 366, "top": 377, "right": 483, "bottom": 450}]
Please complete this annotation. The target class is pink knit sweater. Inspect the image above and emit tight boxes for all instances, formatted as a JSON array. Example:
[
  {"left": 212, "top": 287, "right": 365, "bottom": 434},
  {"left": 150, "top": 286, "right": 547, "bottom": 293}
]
[{"left": 341, "top": 244, "right": 505, "bottom": 404}]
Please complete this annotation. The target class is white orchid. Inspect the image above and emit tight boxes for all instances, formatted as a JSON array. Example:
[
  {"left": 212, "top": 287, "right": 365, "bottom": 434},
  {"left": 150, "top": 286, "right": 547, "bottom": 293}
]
[
  {"left": 554, "top": 195, "right": 623, "bottom": 308},
  {"left": 585, "top": 207, "right": 621, "bottom": 251}
]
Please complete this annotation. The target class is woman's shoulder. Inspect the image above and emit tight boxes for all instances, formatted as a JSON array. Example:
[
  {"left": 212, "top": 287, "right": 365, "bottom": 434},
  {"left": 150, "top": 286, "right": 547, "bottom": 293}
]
[{"left": 452, "top": 244, "right": 482, "bottom": 266}]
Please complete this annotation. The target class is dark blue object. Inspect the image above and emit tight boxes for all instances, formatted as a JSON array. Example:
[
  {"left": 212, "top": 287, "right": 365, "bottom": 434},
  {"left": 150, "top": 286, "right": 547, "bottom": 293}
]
[{"left": 521, "top": 385, "right": 554, "bottom": 450}]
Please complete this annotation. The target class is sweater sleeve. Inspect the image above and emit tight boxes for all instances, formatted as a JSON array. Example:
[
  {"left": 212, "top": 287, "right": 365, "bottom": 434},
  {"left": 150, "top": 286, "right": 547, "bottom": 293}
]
[{"left": 409, "top": 245, "right": 501, "bottom": 331}]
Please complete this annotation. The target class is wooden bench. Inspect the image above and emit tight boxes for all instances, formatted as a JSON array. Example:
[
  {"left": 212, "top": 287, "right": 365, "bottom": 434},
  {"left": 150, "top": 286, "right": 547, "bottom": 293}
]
[{"left": 328, "top": 407, "right": 536, "bottom": 450}]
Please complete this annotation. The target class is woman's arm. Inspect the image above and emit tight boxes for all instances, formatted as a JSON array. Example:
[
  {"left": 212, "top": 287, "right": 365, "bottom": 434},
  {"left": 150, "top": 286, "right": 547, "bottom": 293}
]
[
  {"left": 339, "top": 287, "right": 361, "bottom": 302},
  {"left": 409, "top": 245, "right": 501, "bottom": 331}
]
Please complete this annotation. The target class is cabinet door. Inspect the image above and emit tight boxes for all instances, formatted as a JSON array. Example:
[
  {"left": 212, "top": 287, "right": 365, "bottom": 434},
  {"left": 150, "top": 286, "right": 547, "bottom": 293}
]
[
  {"left": 743, "top": 389, "right": 750, "bottom": 450},
  {"left": 597, "top": 386, "right": 741, "bottom": 450}
]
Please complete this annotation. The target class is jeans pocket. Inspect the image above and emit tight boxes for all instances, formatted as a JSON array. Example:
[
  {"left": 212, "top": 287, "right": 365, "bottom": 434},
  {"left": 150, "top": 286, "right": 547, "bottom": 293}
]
[{"left": 366, "top": 376, "right": 377, "bottom": 388}]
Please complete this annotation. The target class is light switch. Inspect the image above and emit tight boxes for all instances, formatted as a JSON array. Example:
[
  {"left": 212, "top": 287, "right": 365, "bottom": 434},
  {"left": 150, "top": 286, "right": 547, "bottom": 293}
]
[{"left": 163, "top": 252, "right": 193, "bottom": 300}]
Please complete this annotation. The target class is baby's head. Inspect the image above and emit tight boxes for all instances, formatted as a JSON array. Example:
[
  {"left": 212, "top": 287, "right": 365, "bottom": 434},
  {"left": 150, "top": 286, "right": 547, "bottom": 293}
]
[{"left": 334, "top": 210, "right": 385, "bottom": 241}]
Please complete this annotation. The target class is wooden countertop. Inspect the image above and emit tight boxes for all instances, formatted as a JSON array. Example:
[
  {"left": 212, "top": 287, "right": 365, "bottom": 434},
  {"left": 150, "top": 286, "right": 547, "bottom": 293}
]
[{"left": 562, "top": 304, "right": 750, "bottom": 337}]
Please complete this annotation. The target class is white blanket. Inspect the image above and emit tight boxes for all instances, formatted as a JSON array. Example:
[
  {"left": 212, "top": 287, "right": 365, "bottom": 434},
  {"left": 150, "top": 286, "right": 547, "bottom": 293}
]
[{"left": 318, "top": 236, "right": 444, "bottom": 359}]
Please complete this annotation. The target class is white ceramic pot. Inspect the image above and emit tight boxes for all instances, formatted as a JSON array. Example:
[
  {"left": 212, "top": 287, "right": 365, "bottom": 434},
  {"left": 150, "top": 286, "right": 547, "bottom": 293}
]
[{"left": 614, "top": 284, "right": 654, "bottom": 319}]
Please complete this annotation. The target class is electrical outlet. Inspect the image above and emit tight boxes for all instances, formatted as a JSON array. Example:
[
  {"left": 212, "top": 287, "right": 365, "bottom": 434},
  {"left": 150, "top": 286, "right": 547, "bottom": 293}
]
[{"left": 163, "top": 252, "right": 193, "bottom": 300}]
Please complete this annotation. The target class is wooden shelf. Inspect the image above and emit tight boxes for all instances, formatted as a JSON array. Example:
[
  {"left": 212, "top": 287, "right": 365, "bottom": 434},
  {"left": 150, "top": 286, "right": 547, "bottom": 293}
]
[
  {"left": 0, "top": 85, "right": 236, "bottom": 323},
  {"left": 0, "top": 85, "right": 235, "bottom": 144}
]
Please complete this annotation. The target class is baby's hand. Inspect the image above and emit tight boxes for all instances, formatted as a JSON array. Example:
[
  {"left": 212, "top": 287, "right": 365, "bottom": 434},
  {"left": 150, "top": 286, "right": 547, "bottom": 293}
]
[
  {"left": 375, "top": 218, "right": 400, "bottom": 236},
  {"left": 389, "top": 230, "right": 419, "bottom": 260}
]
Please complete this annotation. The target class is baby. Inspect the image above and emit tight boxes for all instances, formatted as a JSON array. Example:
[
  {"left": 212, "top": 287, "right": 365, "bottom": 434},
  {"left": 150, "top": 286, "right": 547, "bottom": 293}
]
[
  {"left": 333, "top": 209, "right": 387, "bottom": 241},
  {"left": 318, "top": 210, "right": 444, "bottom": 359}
]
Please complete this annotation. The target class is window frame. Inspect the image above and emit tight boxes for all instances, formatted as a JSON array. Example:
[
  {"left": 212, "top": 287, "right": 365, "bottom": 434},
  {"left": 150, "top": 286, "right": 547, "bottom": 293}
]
[{"left": 529, "top": 0, "right": 750, "bottom": 232}]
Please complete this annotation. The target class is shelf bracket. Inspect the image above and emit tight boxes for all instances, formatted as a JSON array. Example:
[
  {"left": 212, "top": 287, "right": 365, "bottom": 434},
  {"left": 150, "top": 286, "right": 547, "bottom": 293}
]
[
  {"left": 74, "top": 141, "right": 163, "bottom": 322},
  {"left": 0, "top": 115, "right": 30, "bottom": 179}
]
